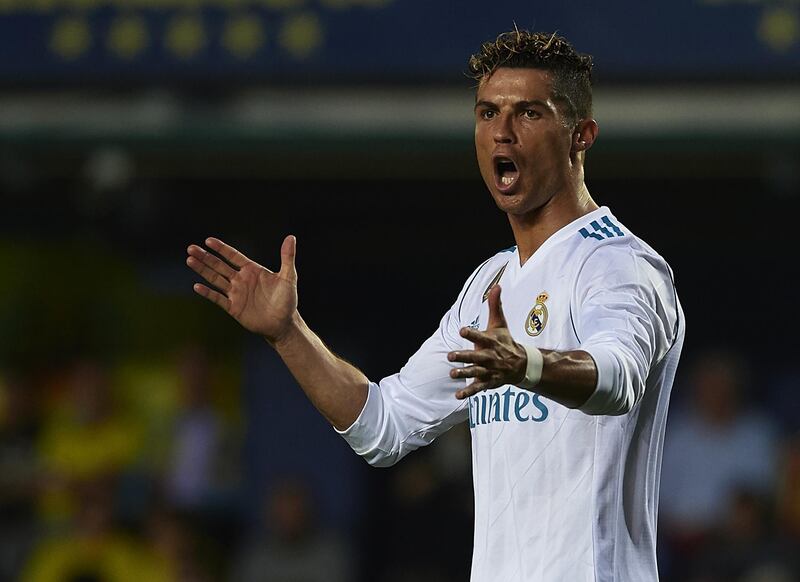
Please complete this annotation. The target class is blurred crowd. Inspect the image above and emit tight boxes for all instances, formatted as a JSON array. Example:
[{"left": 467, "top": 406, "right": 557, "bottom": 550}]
[
  {"left": 0, "top": 346, "right": 242, "bottom": 582},
  {"left": 1, "top": 344, "right": 799, "bottom": 582},
  {"left": 658, "top": 350, "right": 800, "bottom": 582}
]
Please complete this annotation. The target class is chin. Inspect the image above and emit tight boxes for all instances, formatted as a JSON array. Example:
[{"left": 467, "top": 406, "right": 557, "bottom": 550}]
[
  {"left": 492, "top": 196, "right": 525, "bottom": 216},
  {"left": 490, "top": 189, "right": 529, "bottom": 214}
]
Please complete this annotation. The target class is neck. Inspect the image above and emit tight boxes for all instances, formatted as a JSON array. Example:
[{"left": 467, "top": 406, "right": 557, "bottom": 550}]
[{"left": 510, "top": 182, "right": 598, "bottom": 265}]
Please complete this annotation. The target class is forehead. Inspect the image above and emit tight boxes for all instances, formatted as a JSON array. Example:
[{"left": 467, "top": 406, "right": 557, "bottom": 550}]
[{"left": 476, "top": 67, "right": 555, "bottom": 104}]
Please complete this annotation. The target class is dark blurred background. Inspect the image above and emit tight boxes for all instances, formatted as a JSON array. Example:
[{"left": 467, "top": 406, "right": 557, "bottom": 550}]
[{"left": 1, "top": 1, "right": 799, "bottom": 581}]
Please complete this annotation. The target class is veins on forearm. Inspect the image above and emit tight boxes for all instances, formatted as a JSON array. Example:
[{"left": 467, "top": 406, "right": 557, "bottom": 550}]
[{"left": 534, "top": 349, "right": 597, "bottom": 409}]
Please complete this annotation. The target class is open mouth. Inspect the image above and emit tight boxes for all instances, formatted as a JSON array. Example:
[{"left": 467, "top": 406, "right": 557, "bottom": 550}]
[{"left": 494, "top": 157, "right": 519, "bottom": 191}]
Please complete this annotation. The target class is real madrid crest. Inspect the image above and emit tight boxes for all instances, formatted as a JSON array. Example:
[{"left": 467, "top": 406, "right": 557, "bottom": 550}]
[{"left": 525, "top": 292, "right": 549, "bottom": 336}]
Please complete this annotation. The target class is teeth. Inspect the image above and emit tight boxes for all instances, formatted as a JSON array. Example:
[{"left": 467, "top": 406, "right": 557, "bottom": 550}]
[{"left": 501, "top": 176, "right": 514, "bottom": 185}]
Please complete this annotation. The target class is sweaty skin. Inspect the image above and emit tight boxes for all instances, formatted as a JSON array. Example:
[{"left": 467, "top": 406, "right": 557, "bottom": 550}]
[
  {"left": 473, "top": 68, "right": 598, "bottom": 264},
  {"left": 187, "top": 67, "right": 603, "bottom": 429}
]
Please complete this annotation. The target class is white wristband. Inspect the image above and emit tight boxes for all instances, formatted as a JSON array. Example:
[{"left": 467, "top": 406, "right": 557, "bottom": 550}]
[{"left": 518, "top": 345, "right": 544, "bottom": 389}]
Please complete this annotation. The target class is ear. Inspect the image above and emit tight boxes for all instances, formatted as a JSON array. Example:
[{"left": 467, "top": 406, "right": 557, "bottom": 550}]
[{"left": 571, "top": 118, "right": 599, "bottom": 153}]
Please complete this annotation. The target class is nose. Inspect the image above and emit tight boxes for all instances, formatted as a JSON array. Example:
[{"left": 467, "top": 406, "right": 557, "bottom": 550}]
[{"left": 493, "top": 113, "right": 515, "bottom": 144}]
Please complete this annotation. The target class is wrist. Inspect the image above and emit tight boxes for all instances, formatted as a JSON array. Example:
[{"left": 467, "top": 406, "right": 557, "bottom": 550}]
[
  {"left": 267, "top": 311, "right": 303, "bottom": 350},
  {"left": 517, "top": 344, "right": 544, "bottom": 389}
]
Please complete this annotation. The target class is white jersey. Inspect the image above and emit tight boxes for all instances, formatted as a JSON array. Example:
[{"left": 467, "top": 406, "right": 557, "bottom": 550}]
[{"left": 338, "top": 206, "right": 684, "bottom": 582}]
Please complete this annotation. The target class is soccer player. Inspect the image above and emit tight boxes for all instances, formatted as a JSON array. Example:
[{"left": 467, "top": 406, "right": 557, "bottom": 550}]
[{"left": 186, "top": 30, "right": 684, "bottom": 582}]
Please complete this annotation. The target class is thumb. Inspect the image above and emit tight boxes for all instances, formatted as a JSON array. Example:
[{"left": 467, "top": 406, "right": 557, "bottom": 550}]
[
  {"left": 487, "top": 285, "right": 508, "bottom": 329},
  {"left": 279, "top": 235, "right": 297, "bottom": 282}
]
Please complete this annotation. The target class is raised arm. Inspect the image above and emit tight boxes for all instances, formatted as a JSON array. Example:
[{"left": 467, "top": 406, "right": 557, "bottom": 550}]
[{"left": 186, "top": 236, "right": 367, "bottom": 430}]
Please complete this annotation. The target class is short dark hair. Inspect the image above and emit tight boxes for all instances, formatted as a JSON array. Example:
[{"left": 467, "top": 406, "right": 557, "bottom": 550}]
[{"left": 468, "top": 29, "right": 594, "bottom": 124}]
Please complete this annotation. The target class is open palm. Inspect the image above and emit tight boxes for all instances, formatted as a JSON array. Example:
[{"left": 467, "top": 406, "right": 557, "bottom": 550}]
[{"left": 186, "top": 236, "right": 298, "bottom": 342}]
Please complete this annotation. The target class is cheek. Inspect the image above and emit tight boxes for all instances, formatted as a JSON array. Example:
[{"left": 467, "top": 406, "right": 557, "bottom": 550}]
[
  {"left": 475, "top": 132, "right": 494, "bottom": 170},
  {"left": 552, "top": 128, "right": 575, "bottom": 156},
  {"left": 525, "top": 134, "right": 570, "bottom": 172},
  {"left": 474, "top": 127, "right": 491, "bottom": 151}
]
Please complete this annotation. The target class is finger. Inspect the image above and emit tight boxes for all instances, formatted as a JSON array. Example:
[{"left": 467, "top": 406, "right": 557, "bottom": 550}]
[
  {"left": 187, "top": 244, "right": 238, "bottom": 279},
  {"left": 447, "top": 350, "right": 493, "bottom": 366},
  {"left": 205, "top": 237, "right": 249, "bottom": 269},
  {"left": 456, "top": 381, "right": 489, "bottom": 400},
  {"left": 487, "top": 285, "right": 508, "bottom": 329},
  {"left": 192, "top": 283, "right": 231, "bottom": 312},
  {"left": 186, "top": 256, "right": 231, "bottom": 293},
  {"left": 279, "top": 235, "right": 297, "bottom": 282},
  {"left": 459, "top": 327, "right": 495, "bottom": 345},
  {"left": 450, "top": 365, "right": 490, "bottom": 380}
]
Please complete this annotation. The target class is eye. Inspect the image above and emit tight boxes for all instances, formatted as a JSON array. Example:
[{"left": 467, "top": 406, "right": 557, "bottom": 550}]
[
  {"left": 480, "top": 109, "right": 497, "bottom": 120},
  {"left": 523, "top": 109, "right": 540, "bottom": 119}
]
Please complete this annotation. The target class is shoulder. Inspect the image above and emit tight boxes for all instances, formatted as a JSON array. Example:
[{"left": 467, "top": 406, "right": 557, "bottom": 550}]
[
  {"left": 572, "top": 211, "right": 675, "bottom": 290},
  {"left": 569, "top": 209, "right": 682, "bottom": 324}
]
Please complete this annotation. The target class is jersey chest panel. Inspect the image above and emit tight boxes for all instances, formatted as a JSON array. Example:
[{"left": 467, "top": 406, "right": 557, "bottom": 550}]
[{"left": 464, "top": 260, "right": 598, "bottom": 484}]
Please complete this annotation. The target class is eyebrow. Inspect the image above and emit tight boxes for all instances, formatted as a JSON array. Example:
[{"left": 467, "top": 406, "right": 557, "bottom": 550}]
[{"left": 474, "top": 99, "right": 555, "bottom": 113}]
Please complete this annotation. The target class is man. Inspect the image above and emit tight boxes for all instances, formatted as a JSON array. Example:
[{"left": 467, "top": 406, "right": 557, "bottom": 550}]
[{"left": 186, "top": 30, "right": 684, "bottom": 582}]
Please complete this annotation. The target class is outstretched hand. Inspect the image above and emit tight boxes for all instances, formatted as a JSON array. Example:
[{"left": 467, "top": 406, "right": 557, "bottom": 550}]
[
  {"left": 186, "top": 235, "right": 298, "bottom": 343},
  {"left": 447, "top": 285, "right": 528, "bottom": 399}
]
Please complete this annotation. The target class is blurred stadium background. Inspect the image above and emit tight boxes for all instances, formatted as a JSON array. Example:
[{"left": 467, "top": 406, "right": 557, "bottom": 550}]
[{"left": 1, "top": 1, "right": 799, "bottom": 581}]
